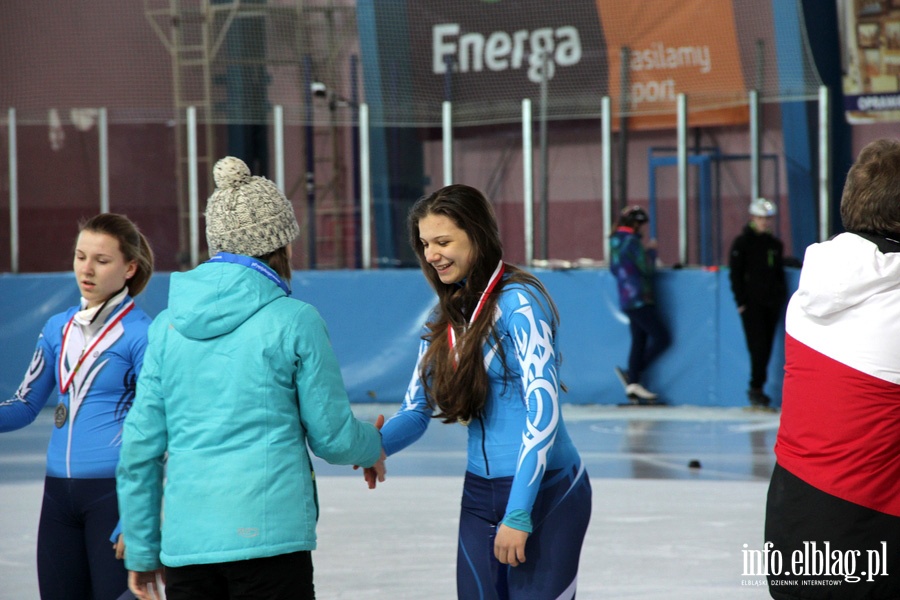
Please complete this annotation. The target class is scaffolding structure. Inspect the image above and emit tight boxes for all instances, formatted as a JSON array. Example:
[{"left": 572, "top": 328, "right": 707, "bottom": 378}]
[{"left": 142, "top": 0, "right": 356, "bottom": 268}]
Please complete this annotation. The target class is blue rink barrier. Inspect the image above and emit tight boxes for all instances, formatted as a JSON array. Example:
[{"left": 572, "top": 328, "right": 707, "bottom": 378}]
[{"left": 0, "top": 268, "right": 799, "bottom": 407}]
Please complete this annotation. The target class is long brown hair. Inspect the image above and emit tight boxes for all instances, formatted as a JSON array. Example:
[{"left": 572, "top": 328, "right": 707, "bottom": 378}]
[
  {"left": 79, "top": 213, "right": 154, "bottom": 296},
  {"left": 257, "top": 246, "right": 292, "bottom": 282},
  {"left": 408, "top": 184, "right": 560, "bottom": 424}
]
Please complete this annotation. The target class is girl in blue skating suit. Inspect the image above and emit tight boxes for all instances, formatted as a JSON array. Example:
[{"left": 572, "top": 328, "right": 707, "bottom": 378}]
[
  {"left": 0, "top": 214, "right": 153, "bottom": 600},
  {"left": 373, "top": 185, "right": 592, "bottom": 600}
]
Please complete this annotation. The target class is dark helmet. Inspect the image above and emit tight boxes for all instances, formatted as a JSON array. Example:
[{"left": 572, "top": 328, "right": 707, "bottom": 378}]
[{"left": 620, "top": 206, "right": 649, "bottom": 226}]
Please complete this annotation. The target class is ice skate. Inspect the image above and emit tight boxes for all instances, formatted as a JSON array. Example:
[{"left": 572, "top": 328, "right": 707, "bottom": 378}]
[
  {"left": 744, "top": 388, "right": 777, "bottom": 413},
  {"left": 623, "top": 383, "right": 665, "bottom": 406},
  {"left": 626, "top": 382, "right": 658, "bottom": 401}
]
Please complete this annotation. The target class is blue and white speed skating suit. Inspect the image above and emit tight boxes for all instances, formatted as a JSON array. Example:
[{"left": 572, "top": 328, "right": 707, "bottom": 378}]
[
  {"left": 0, "top": 289, "right": 151, "bottom": 600},
  {"left": 380, "top": 277, "right": 592, "bottom": 600}
]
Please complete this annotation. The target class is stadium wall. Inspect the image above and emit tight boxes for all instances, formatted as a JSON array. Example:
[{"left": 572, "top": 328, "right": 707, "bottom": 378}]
[
  {"left": 0, "top": 268, "right": 800, "bottom": 408},
  {"left": 0, "top": 0, "right": 813, "bottom": 273}
]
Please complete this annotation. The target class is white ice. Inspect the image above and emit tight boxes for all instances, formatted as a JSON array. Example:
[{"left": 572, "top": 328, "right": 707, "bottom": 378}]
[{"left": 0, "top": 405, "right": 777, "bottom": 599}]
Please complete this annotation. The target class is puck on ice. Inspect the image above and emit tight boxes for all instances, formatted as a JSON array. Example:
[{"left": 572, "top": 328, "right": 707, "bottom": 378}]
[{"left": 688, "top": 459, "right": 702, "bottom": 469}]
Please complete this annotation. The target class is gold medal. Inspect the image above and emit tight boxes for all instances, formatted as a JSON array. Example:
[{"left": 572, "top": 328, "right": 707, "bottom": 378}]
[{"left": 54, "top": 403, "right": 68, "bottom": 428}]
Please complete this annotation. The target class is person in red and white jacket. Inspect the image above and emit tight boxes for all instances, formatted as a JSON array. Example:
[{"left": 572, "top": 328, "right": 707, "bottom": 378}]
[{"left": 765, "top": 139, "right": 900, "bottom": 600}]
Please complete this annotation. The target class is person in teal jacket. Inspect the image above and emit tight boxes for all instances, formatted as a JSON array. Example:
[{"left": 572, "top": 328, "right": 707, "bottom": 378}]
[{"left": 117, "top": 157, "right": 385, "bottom": 600}]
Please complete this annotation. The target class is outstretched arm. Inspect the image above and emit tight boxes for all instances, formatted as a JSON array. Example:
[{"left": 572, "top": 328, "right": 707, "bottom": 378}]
[
  {"left": 362, "top": 337, "right": 434, "bottom": 489},
  {"left": 1, "top": 332, "right": 56, "bottom": 433},
  {"left": 294, "top": 305, "right": 382, "bottom": 468}
]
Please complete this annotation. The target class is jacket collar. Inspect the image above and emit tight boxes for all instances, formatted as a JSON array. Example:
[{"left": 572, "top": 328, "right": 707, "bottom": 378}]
[{"left": 850, "top": 231, "right": 900, "bottom": 254}]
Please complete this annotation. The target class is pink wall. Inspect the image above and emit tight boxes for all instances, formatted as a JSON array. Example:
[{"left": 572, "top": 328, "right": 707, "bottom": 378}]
[
  {"left": 421, "top": 105, "right": 792, "bottom": 267},
  {"left": 2, "top": 1, "right": 881, "bottom": 273}
]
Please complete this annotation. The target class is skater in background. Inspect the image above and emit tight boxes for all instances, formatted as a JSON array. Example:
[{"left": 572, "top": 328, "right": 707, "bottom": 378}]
[
  {"left": 117, "top": 157, "right": 385, "bottom": 600},
  {"left": 765, "top": 138, "right": 900, "bottom": 598},
  {"left": 728, "top": 197, "right": 786, "bottom": 410},
  {"left": 609, "top": 206, "right": 671, "bottom": 403},
  {"left": 0, "top": 213, "right": 154, "bottom": 600},
  {"left": 365, "top": 184, "right": 592, "bottom": 599}
]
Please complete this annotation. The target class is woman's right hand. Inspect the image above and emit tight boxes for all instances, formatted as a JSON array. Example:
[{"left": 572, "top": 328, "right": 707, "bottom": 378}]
[{"left": 128, "top": 569, "right": 166, "bottom": 600}]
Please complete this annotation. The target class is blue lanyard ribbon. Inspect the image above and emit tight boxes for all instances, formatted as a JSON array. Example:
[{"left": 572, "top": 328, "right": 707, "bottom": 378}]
[{"left": 207, "top": 252, "right": 291, "bottom": 295}]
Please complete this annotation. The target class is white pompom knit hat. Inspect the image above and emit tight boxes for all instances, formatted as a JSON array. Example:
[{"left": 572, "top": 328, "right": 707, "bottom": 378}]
[{"left": 205, "top": 156, "right": 300, "bottom": 257}]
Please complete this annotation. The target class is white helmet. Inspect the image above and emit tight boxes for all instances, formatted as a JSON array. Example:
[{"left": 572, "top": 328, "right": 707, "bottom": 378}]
[{"left": 749, "top": 198, "right": 777, "bottom": 217}]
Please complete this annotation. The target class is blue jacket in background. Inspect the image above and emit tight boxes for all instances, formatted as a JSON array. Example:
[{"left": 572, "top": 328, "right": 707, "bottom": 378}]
[
  {"left": 610, "top": 226, "right": 657, "bottom": 310},
  {"left": 117, "top": 257, "right": 382, "bottom": 572}
]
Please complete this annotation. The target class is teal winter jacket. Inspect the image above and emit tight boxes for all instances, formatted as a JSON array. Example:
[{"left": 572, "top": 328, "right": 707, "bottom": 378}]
[{"left": 117, "top": 258, "right": 382, "bottom": 572}]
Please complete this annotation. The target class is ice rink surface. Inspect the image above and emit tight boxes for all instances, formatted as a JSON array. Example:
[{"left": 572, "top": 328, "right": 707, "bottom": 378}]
[{"left": 1, "top": 404, "right": 778, "bottom": 599}]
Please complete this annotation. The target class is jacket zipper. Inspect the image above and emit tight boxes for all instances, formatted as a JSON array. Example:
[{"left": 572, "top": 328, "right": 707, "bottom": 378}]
[{"left": 479, "top": 416, "right": 490, "bottom": 476}]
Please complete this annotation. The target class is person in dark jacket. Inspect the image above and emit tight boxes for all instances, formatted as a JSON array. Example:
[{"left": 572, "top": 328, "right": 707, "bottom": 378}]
[{"left": 728, "top": 198, "right": 786, "bottom": 409}]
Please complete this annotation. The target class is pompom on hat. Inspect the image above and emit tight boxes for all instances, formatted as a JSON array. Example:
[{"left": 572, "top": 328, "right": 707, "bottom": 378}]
[{"left": 205, "top": 156, "right": 300, "bottom": 257}]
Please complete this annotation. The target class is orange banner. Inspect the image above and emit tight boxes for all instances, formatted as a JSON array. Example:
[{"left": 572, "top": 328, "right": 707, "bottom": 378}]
[{"left": 596, "top": 0, "right": 748, "bottom": 130}]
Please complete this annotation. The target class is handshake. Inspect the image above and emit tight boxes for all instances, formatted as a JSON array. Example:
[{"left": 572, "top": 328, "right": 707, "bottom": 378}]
[{"left": 354, "top": 414, "right": 387, "bottom": 489}]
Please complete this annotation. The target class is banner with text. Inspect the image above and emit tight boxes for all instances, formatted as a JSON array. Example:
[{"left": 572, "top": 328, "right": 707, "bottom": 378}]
[
  {"left": 405, "top": 0, "right": 608, "bottom": 124},
  {"left": 594, "top": 0, "right": 747, "bottom": 129},
  {"left": 839, "top": 0, "right": 900, "bottom": 123},
  {"left": 405, "top": 0, "right": 748, "bottom": 130}
]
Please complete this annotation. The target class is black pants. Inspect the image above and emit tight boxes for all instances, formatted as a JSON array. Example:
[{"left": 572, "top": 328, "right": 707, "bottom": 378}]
[
  {"left": 766, "top": 464, "right": 900, "bottom": 599},
  {"left": 37, "top": 476, "right": 128, "bottom": 600},
  {"left": 739, "top": 303, "right": 780, "bottom": 389},
  {"left": 625, "top": 305, "right": 671, "bottom": 385},
  {"left": 165, "top": 551, "right": 315, "bottom": 600}
]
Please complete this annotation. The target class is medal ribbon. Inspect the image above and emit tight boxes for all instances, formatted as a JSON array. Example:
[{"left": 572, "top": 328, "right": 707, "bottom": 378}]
[
  {"left": 59, "top": 300, "right": 134, "bottom": 394},
  {"left": 448, "top": 260, "right": 505, "bottom": 365},
  {"left": 207, "top": 252, "right": 291, "bottom": 295}
]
